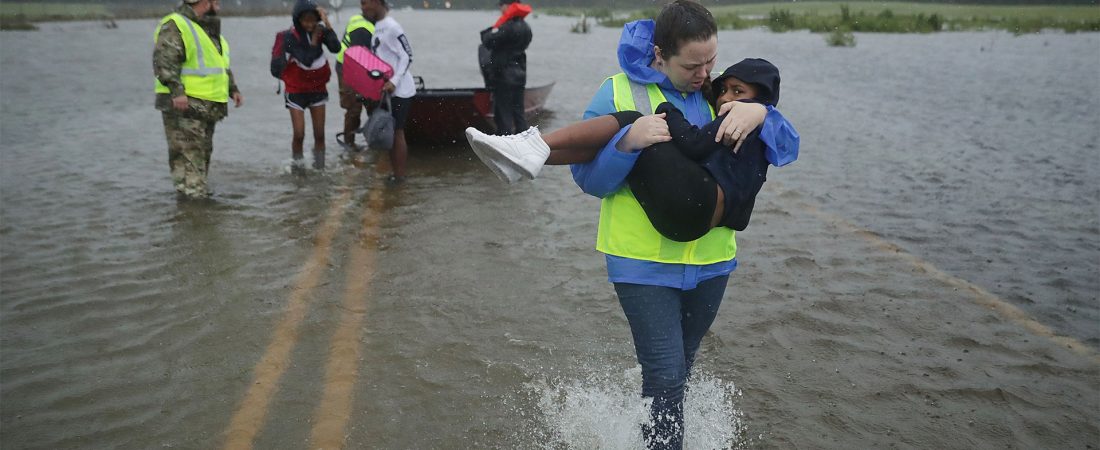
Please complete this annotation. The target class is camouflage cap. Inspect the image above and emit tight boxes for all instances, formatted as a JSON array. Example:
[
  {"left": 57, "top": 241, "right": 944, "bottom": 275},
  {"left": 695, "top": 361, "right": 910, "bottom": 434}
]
[{"left": 183, "top": 0, "right": 202, "bottom": 4}]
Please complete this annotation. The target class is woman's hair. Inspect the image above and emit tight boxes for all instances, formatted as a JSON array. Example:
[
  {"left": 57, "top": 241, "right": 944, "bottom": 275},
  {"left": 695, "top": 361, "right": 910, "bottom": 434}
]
[{"left": 652, "top": 0, "right": 717, "bottom": 58}]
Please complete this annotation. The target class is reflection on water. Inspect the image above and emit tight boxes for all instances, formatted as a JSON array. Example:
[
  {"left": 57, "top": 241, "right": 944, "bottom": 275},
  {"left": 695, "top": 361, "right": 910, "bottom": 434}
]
[{"left": 1, "top": 9, "right": 1098, "bottom": 450}]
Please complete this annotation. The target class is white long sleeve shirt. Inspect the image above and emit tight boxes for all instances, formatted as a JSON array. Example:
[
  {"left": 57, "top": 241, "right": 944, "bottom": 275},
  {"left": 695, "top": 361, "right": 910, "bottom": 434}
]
[{"left": 371, "top": 16, "right": 415, "bottom": 99}]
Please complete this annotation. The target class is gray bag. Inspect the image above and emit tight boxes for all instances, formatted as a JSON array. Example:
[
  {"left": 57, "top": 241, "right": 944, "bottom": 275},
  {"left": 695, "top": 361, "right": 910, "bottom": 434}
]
[{"left": 363, "top": 94, "right": 395, "bottom": 151}]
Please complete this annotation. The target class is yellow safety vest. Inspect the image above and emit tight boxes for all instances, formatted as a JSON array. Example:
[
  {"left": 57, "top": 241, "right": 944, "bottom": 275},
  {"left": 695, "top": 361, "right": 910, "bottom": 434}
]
[
  {"left": 336, "top": 14, "right": 376, "bottom": 64},
  {"left": 153, "top": 13, "right": 230, "bottom": 103},
  {"left": 595, "top": 73, "right": 736, "bottom": 265}
]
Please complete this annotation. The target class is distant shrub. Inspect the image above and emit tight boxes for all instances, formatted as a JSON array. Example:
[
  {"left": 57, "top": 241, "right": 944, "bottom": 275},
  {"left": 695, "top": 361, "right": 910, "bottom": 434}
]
[
  {"left": 767, "top": 8, "right": 796, "bottom": 32},
  {"left": 826, "top": 26, "right": 856, "bottom": 47}
]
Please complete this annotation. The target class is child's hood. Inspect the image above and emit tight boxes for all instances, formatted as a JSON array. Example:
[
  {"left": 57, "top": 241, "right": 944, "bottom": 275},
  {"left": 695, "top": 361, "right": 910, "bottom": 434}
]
[
  {"left": 713, "top": 58, "right": 781, "bottom": 106},
  {"left": 292, "top": 0, "right": 320, "bottom": 32}
]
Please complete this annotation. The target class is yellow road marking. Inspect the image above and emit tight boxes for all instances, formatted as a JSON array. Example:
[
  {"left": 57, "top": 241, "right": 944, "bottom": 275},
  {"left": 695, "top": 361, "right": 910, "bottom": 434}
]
[
  {"left": 309, "top": 186, "right": 385, "bottom": 449},
  {"left": 223, "top": 189, "right": 354, "bottom": 450},
  {"left": 781, "top": 189, "right": 1100, "bottom": 364}
]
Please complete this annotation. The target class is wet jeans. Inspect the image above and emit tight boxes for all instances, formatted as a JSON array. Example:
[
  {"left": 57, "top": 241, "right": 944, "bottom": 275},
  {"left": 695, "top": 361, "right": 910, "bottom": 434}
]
[{"left": 614, "top": 275, "right": 729, "bottom": 450}]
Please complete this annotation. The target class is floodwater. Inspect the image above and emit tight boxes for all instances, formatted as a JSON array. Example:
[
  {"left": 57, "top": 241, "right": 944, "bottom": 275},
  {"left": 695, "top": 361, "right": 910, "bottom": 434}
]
[{"left": 2, "top": 9, "right": 1098, "bottom": 449}]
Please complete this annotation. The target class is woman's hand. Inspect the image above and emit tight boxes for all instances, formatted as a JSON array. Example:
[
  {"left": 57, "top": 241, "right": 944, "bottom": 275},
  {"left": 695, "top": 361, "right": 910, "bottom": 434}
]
[
  {"left": 318, "top": 7, "right": 332, "bottom": 30},
  {"left": 616, "top": 113, "right": 670, "bottom": 152},
  {"left": 715, "top": 102, "right": 766, "bottom": 153}
]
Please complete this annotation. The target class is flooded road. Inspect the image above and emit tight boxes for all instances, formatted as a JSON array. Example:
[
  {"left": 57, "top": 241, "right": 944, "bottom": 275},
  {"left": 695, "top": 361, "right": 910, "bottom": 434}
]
[{"left": 2, "top": 10, "right": 1098, "bottom": 449}]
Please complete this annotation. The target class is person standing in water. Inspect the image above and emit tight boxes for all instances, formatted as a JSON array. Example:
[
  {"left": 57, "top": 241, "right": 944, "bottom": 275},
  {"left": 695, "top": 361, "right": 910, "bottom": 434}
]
[
  {"left": 278, "top": 0, "right": 340, "bottom": 170},
  {"left": 334, "top": 0, "right": 376, "bottom": 152},
  {"left": 153, "top": 0, "right": 243, "bottom": 199},
  {"left": 480, "top": 0, "right": 532, "bottom": 135},
  {"left": 565, "top": 2, "right": 794, "bottom": 448},
  {"left": 364, "top": 0, "right": 414, "bottom": 183}
]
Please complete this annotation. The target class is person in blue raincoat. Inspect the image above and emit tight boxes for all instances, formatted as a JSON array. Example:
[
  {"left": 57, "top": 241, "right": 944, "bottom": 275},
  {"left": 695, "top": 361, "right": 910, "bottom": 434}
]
[{"left": 570, "top": 2, "right": 799, "bottom": 448}]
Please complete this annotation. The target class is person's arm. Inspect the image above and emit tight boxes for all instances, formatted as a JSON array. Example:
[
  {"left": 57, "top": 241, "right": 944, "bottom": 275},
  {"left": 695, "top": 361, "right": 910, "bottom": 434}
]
[
  {"left": 758, "top": 106, "right": 799, "bottom": 166},
  {"left": 153, "top": 21, "right": 187, "bottom": 103},
  {"left": 322, "top": 26, "right": 341, "bottom": 53},
  {"left": 655, "top": 102, "right": 722, "bottom": 161},
  {"left": 286, "top": 31, "right": 324, "bottom": 66},
  {"left": 228, "top": 68, "right": 242, "bottom": 107},
  {"left": 570, "top": 80, "right": 641, "bottom": 197},
  {"left": 389, "top": 29, "right": 413, "bottom": 79},
  {"left": 317, "top": 8, "right": 340, "bottom": 53},
  {"left": 480, "top": 21, "right": 519, "bottom": 49}
]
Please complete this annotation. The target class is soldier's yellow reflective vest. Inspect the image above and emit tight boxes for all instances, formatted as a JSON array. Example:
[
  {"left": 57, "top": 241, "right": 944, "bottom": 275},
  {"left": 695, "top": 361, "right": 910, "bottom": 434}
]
[
  {"left": 595, "top": 73, "right": 736, "bottom": 265},
  {"left": 336, "top": 14, "right": 376, "bottom": 64},
  {"left": 153, "top": 13, "right": 230, "bottom": 103}
]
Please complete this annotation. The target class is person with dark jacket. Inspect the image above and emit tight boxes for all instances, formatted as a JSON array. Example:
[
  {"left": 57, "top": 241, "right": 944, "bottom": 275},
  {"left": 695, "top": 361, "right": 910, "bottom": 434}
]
[
  {"left": 480, "top": 0, "right": 533, "bottom": 135},
  {"left": 277, "top": 0, "right": 340, "bottom": 169}
]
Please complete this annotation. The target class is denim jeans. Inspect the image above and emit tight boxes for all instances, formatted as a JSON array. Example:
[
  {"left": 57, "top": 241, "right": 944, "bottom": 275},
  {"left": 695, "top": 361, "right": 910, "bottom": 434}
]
[{"left": 614, "top": 275, "right": 729, "bottom": 450}]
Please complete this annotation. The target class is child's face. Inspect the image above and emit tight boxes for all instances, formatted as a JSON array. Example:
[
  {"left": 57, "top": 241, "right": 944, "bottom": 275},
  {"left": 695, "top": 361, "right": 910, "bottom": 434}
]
[
  {"left": 715, "top": 76, "right": 758, "bottom": 108},
  {"left": 300, "top": 12, "right": 320, "bottom": 32}
]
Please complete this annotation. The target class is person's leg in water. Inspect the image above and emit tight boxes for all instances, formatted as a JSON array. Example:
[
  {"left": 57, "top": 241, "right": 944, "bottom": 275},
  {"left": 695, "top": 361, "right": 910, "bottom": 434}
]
[
  {"left": 309, "top": 103, "right": 326, "bottom": 169},
  {"left": 614, "top": 275, "right": 728, "bottom": 450},
  {"left": 508, "top": 85, "right": 528, "bottom": 132},
  {"left": 289, "top": 106, "right": 307, "bottom": 163},
  {"left": 337, "top": 71, "right": 364, "bottom": 151},
  {"left": 491, "top": 87, "right": 516, "bottom": 135},
  {"left": 387, "top": 96, "right": 413, "bottom": 183}
]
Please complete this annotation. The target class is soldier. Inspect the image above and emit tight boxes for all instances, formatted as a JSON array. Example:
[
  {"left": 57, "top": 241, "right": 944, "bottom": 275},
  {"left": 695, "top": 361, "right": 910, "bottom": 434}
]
[{"left": 153, "top": 0, "right": 243, "bottom": 199}]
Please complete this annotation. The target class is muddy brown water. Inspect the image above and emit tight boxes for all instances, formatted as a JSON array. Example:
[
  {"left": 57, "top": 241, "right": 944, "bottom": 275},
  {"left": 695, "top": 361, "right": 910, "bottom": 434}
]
[{"left": 2, "top": 10, "right": 1097, "bottom": 449}]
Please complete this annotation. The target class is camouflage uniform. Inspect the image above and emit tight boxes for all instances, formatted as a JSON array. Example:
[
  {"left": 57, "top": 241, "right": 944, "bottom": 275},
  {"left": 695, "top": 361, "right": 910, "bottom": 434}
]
[{"left": 153, "top": 4, "right": 239, "bottom": 198}]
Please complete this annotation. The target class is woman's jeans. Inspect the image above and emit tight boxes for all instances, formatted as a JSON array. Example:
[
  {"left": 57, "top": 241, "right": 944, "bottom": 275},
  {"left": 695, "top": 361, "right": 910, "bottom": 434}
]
[{"left": 614, "top": 275, "right": 728, "bottom": 450}]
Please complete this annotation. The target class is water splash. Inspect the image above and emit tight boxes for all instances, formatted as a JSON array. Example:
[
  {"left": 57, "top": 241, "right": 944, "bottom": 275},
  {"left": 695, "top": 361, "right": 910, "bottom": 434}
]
[{"left": 519, "top": 366, "right": 748, "bottom": 449}]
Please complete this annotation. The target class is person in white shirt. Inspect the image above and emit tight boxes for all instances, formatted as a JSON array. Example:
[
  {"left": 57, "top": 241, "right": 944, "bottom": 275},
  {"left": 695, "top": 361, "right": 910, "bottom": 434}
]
[{"left": 364, "top": 0, "right": 414, "bottom": 183}]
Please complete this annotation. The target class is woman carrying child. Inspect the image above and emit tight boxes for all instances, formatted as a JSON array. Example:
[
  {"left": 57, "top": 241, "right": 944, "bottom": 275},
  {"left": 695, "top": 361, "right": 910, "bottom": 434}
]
[{"left": 467, "top": 2, "right": 798, "bottom": 448}]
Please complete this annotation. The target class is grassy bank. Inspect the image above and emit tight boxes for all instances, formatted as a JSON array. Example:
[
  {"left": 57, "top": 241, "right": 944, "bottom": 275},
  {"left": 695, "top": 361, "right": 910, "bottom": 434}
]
[{"left": 589, "top": 2, "right": 1100, "bottom": 34}]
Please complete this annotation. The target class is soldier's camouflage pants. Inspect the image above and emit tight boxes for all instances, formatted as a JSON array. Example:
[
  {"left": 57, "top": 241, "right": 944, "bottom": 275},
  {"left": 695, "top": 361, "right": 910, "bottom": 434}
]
[{"left": 162, "top": 112, "right": 216, "bottom": 198}]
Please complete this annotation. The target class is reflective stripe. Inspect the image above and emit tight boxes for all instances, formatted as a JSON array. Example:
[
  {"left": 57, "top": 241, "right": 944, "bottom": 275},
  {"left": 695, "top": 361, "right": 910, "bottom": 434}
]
[
  {"left": 154, "top": 13, "right": 230, "bottom": 103},
  {"left": 181, "top": 68, "right": 226, "bottom": 76},
  {"left": 628, "top": 81, "right": 651, "bottom": 115}
]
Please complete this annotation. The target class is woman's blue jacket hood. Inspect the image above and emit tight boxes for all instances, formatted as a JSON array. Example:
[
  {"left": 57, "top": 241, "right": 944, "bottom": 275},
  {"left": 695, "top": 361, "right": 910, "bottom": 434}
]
[{"left": 617, "top": 20, "right": 671, "bottom": 87}]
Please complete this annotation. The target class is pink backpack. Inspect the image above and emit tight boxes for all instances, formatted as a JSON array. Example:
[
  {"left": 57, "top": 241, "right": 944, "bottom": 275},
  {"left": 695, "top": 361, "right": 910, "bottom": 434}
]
[{"left": 343, "top": 46, "right": 393, "bottom": 102}]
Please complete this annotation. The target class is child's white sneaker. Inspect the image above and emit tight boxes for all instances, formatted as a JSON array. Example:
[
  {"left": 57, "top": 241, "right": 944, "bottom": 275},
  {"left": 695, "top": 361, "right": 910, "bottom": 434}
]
[{"left": 465, "top": 126, "right": 551, "bottom": 182}]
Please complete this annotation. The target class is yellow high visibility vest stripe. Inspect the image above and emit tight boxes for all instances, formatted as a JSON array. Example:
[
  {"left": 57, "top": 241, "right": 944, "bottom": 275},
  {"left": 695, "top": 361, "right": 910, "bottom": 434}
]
[
  {"left": 595, "top": 73, "right": 736, "bottom": 265},
  {"left": 153, "top": 13, "right": 230, "bottom": 103},
  {"left": 336, "top": 14, "right": 376, "bottom": 64}
]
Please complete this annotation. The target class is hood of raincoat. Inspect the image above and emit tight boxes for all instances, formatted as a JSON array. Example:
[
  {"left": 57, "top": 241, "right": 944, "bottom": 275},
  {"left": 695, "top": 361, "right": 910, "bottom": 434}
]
[
  {"left": 616, "top": 19, "right": 673, "bottom": 88},
  {"left": 292, "top": 0, "right": 321, "bottom": 33},
  {"left": 712, "top": 58, "right": 781, "bottom": 106},
  {"left": 493, "top": 2, "right": 532, "bottom": 29}
]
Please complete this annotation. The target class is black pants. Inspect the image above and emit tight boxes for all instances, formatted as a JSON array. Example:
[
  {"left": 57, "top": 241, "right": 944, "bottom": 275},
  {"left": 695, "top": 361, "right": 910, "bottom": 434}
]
[
  {"left": 492, "top": 85, "right": 527, "bottom": 135},
  {"left": 611, "top": 111, "right": 718, "bottom": 243}
]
